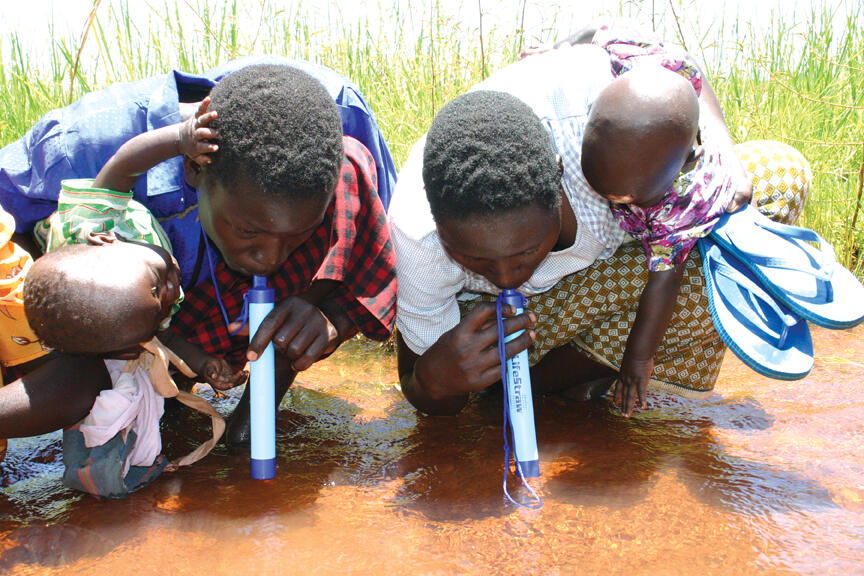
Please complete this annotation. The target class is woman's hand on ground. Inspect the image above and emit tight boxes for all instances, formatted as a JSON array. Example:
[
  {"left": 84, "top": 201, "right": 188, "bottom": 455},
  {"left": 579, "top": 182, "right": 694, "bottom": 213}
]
[{"left": 614, "top": 353, "right": 654, "bottom": 417}]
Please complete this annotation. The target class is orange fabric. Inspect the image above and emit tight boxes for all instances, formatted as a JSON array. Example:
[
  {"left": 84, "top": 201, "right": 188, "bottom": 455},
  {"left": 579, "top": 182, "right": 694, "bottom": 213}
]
[{"left": 0, "top": 207, "right": 48, "bottom": 372}]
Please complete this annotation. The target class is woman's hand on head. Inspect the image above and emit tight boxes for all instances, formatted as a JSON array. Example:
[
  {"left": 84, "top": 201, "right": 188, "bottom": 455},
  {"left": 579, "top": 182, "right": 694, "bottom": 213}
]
[{"left": 246, "top": 296, "right": 339, "bottom": 372}]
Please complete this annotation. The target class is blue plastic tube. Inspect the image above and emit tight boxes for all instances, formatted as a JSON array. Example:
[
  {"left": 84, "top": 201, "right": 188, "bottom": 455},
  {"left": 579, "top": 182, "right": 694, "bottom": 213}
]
[
  {"left": 500, "top": 289, "right": 540, "bottom": 478},
  {"left": 248, "top": 275, "right": 276, "bottom": 479}
]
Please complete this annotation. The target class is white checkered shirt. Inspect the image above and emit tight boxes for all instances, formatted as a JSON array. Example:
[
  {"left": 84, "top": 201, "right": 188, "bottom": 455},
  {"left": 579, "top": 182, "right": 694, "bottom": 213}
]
[{"left": 389, "top": 45, "right": 627, "bottom": 355}]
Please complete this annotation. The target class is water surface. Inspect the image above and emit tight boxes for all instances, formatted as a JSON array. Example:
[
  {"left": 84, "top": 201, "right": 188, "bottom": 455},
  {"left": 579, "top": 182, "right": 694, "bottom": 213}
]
[{"left": 1, "top": 325, "right": 862, "bottom": 575}]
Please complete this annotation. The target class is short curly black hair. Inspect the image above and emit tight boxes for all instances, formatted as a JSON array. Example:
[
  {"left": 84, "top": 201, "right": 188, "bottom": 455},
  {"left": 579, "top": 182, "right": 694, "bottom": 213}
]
[
  {"left": 206, "top": 64, "right": 344, "bottom": 201},
  {"left": 23, "top": 244, "right": 156, "bottom": 355},
  {"left": 422, "top": 90, "right": 561, "bottom": 222}
]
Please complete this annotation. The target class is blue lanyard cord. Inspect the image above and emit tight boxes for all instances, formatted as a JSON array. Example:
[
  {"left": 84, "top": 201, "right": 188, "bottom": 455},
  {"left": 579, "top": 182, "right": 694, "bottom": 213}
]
[
  {"left": 496, "top": 292, "right": 543, "bottom": 509},
  {"left": 201, "top": 225, "right": 250, "bottom": 336}
]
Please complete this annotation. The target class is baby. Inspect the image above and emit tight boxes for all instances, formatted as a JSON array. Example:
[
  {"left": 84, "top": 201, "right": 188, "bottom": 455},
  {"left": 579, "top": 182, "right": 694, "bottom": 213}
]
[
  {"left": 22, "top": 100, "right": 245, "bottom": 496},
  {"left": 581, "top": 65, "right": 747, "bottom": 415},
  {"left": 25, "top": 97, "right": 244, "bottom": 385},
  {"left": 24, "top": 236, "right": 239, "bottom": 383}
]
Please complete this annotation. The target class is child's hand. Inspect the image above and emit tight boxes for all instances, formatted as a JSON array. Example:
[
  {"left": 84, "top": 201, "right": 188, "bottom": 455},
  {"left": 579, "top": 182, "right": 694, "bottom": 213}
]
[
  {"left": 725, "top": 174, "right": 754, "bottom": 213},
  {"left": 199, "top": 355, "right": 248, "bottom": 391},
  {"left": 614, "top": 353, "right": 654, "bottom": 417},
  {"left": 178, "top": 97, "right": 219, "bottom": 166}
]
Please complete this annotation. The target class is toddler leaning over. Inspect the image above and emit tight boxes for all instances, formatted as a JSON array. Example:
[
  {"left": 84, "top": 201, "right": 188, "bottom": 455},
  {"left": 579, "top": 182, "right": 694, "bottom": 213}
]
[
  {"left": 581, "top": 65, "right": 749, "bottom": 416},
  {"left": 23, "top": 99, "right": 246, "bottom": 497}
]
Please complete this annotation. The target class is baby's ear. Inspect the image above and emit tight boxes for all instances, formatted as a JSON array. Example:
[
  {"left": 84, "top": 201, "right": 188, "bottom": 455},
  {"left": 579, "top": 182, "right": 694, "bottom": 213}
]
[
  {"left": 86, "top": 231, "right": 118, "bottom": 246},
  {"left": 183, "top": 155, "right": 203, "bottom": 188}
]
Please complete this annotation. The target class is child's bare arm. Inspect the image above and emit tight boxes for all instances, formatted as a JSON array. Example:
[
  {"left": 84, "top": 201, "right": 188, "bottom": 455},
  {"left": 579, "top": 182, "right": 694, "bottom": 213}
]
[
  {"left": 0, "top": 353, "right": 111, "bottom": 438},
  {"left": 693, "top": 72, "right": 752, "bottom": 212},
  {"left": 158, "top": 329, "right": 248, "bottom": 390},
  {"left": 93, "top": 97, "right": 219, "bottom": 193},
  {"left": 616, "top": 265, "right": 685, "bottom": 417}
]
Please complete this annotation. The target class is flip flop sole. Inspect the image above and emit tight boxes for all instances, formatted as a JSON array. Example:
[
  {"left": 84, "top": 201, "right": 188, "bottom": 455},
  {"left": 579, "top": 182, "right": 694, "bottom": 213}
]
[
  {"left": 711, "top": 207, "right": 864, "bottom": 329},
  {"left": 700, "top": 239, "right": 813, "bottom": 380}
]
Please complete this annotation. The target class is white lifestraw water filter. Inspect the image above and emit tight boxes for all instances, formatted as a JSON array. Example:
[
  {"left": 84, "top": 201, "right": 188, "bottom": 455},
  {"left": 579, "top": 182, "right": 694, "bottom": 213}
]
[
  {"left": 248, "top": 275, "right": 276, "bottom": 479},
  {"left": 499, "top": 288, "right": 540, "bottom": 478}
]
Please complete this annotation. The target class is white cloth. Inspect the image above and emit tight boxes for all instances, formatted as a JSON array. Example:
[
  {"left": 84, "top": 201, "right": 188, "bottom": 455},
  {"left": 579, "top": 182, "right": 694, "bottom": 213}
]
[
  {"left": 389, "top": 44, "right": 627, "bottom": 356},
  {"left": 79, "top": 359, "right": 165, "bottom": 475}
]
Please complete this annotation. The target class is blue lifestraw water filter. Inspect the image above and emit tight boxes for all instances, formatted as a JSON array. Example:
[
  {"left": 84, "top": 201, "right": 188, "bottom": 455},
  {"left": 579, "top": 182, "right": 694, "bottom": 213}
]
[
  {"left": 248, "top": 275, "right": 276, "bottom": 480},
  {"left": 500, "top": 289, "right": 540, "bottom": 478}
]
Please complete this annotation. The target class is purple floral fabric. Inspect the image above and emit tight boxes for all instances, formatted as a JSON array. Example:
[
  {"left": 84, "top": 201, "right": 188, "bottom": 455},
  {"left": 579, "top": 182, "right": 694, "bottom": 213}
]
[
  {"left": 593, "top": 24, "right": 733, "bottom": 271},
  {"left": 593, "top": 23, "right": 703, "bottom": 95},
  {"left": 610, "top": 145, "right": 734, "bottom": 271}
]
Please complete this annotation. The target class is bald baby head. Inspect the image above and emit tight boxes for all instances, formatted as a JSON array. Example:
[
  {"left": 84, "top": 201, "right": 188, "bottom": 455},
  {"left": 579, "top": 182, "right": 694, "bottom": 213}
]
[{"left": 582, "top": 65, "right": 700, "bottom": 207}]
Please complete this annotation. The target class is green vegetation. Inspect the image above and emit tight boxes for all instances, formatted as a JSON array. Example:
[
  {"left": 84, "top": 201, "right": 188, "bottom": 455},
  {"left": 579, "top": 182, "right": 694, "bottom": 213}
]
[
  {"left": 706, "top": 4, "right": 864, "bottom": 276},
  {"left": 0, "top": 0, "right": 861, "bottom": 274}
]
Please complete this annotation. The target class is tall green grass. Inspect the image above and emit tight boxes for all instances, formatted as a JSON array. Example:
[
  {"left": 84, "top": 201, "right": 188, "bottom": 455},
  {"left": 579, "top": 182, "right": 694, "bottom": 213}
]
[
  {"left": 0, "top": 0, "right": 861, "bottom": 275},
  {"left": 708, "top": 3, "right": 864, "bottom": 276}
]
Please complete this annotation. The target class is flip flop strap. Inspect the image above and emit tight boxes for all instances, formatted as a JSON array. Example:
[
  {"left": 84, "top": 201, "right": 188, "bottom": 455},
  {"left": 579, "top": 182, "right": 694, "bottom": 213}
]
[
  {"left": 711, "top": 251, "right": 798, "bottom": 349},
  {"left": 754, "top": 216, "right": 835, "bottom": 276},
  {"left": 726, "top": 213, "right": 835, "bottom": 299}
]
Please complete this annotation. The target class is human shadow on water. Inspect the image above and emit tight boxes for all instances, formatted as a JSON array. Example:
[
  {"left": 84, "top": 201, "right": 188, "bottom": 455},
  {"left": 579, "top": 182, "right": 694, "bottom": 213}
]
[
  {"left": 0, "top": 383, "right": 365, "bottom": 571},
  {"left": 387, "top": 387, "right": 836, "bottom": 522}
]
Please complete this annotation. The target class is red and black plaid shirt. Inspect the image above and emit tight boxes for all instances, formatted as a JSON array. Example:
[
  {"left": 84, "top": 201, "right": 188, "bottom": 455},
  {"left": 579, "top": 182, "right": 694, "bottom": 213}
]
[{"left": 171, "top": 137, "right": 397, "bottom": 370}]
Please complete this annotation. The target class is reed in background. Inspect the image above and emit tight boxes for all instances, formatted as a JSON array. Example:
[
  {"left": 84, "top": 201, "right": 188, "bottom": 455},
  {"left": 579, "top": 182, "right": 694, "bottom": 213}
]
[{"left": 0, "top": 0, "right": 860, "bottom": 274}]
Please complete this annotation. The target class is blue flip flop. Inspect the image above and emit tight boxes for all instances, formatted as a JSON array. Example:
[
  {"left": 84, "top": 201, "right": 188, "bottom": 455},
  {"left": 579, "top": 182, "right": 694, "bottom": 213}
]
[
  {"left": 699, "top": 238, "right": 813, "bottom": 380},
  {"left": 710, "top": 206, "right": 864, "bottom": 329}
]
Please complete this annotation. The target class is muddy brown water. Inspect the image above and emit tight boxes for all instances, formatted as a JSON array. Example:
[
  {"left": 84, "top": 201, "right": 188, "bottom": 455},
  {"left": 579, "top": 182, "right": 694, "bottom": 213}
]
[{"left": 0, "top": 325, "right": 862, "bottom": 575}]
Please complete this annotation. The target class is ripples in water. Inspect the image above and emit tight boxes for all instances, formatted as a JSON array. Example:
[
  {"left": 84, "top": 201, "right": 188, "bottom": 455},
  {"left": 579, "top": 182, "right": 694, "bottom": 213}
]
[{"left": 1, "top": 325, "right": 862, "bottom": 574}]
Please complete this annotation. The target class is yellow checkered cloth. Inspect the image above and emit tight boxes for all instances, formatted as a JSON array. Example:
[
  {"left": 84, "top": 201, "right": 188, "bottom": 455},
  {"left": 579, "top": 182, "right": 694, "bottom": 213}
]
[{"left": 737, "top": 140, "right": 811, "bottom": 224}]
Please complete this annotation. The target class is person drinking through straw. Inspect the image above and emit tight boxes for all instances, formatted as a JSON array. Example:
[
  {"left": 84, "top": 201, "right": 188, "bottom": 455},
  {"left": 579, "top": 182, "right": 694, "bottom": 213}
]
[{"left": 389, "top": 22, "right": 812, "bottom": 421}]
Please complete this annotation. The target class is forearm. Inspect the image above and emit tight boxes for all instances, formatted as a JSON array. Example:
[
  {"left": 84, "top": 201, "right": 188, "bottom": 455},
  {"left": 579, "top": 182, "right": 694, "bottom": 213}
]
[
  {"left": 697, "top": 74, "right": 748, "bottom": 183},
  {"left": 698, "top": 76, "right": 730, "bottom": 138},
  {"left": 157, "top": 329, "right": 209, "bottom": 375},
  {"left": 396, "top": 333, "right": 468, "bottom": 416},
  {"left": 303, "top": 279, "right": 357, "bottom": 346},
  {"left": 0, "top": 353, "right": 110, "bottom": 437},
  {"left": 93, "top": 124, "right": 183, "bottom": 193},
  {"left": 625, "top": 267, "right": 684, "bottom": 361},
  {"left": 300, "top": 279, "right": 340, "bottom": 306}
]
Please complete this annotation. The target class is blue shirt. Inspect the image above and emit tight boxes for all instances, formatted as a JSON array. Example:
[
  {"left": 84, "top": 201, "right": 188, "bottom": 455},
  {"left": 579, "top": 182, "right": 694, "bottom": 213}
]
[{"left": 0, "top": 56, "right": 397, "bottom": 288}]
